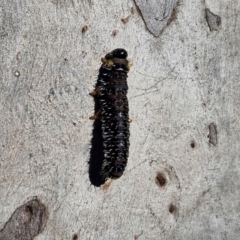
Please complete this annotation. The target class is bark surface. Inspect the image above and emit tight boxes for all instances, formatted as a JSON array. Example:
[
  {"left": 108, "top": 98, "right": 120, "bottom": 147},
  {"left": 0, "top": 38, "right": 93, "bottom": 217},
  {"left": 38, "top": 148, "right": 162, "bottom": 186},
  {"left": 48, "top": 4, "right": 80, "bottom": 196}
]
[{"left": 1, "top": 0, "right": 239, "bottom": 239}]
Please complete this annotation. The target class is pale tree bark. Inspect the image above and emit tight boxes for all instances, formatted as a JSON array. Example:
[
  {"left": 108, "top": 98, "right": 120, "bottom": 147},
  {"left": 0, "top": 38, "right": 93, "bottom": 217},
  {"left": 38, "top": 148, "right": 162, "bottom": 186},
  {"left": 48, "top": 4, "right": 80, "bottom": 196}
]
[{"left": 0, "top": 0, "right": 240, "bottom": 239}]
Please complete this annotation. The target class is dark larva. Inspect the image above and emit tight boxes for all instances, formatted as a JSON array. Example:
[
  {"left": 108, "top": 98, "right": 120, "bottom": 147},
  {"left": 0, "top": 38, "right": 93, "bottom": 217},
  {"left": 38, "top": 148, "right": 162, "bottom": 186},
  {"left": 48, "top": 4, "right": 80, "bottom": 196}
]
[{"left": 90, "top": 49, "right": 131, "bottom": 179}]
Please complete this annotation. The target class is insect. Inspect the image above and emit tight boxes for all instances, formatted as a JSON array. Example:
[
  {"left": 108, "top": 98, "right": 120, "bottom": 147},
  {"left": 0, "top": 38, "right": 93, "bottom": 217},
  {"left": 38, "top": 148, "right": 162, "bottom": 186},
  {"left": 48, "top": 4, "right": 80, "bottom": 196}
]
[{"left": 90, "top": 49, "right": 131, "bottom": 179}]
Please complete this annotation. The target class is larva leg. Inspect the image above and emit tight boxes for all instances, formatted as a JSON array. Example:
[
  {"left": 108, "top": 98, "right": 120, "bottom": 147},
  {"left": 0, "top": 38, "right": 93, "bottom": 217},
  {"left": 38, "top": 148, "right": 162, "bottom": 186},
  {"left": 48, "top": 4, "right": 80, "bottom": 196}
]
[
  {"left": 89, "top": 109, "right": 102, "bottom": 120},
  {"left": 89, "top": 86, "right": 102, "bottom": 97}
]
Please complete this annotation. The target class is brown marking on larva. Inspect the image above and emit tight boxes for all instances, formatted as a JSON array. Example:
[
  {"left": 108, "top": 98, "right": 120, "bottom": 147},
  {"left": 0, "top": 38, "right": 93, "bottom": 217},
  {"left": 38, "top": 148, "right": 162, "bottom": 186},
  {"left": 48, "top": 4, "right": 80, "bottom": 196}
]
[
  {"left": 205, "top": 8, "right": 221, "bottom": 31},
  {"left": 169, "top": 203, "right": 175, "bottom": 213},
  {"left": 82, "top": 25, "right": 89, "bottom": 33},
  {"left": 104, "top": 60, "right": 114, "bottom": 68},
  {"left": 208, "top": 123, "right": 217, "bottom": 146},
  {"left": 112, "top": 30, "right": 119, "bottom": 37},
  {"left": 73, "top": 122, "right": 76, "bottom": 126},
  {"left": 121, "top": 15, "right": 131, "bottom": 24},
  {"left": 190, "top": 140, "right": 196, "bottom": 148},
  {"left": 0, "top": 198, "right": 48, "bottom": 240},
  {"left": 64, "top": 58, "right": 68, "bottom": 61},
  {"left": 102, "top": 179, "right": 114, "bottom": 190},
  {"left": 155, "top": 172, "right": 167, "bottom": 187},
  {"left": 72, "top": 233, "right": 78, "bottom": 240},
  {"left": 112, "top": 58, "right": 128, "bottom": 65}
]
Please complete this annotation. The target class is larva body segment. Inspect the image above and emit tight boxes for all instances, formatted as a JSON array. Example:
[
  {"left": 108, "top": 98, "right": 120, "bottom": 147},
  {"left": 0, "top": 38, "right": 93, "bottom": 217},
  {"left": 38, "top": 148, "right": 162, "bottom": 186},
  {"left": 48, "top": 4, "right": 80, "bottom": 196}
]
[{"left": 91, "top": 49, "right": 130, "bottom": 179}]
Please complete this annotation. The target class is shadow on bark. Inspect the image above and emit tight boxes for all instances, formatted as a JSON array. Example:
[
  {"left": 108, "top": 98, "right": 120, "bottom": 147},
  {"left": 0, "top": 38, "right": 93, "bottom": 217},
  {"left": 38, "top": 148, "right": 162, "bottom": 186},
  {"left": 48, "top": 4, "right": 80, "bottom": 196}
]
[{"left": 89, "top": 96, "right": 105, "bottom": 187}]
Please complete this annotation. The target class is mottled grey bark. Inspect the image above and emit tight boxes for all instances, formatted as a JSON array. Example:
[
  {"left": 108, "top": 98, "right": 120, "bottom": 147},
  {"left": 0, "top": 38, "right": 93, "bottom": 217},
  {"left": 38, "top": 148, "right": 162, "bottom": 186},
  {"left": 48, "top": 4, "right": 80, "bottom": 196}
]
[
  {"left": 0, "top": 199, "right": 47, "bottom": 240},
  {"left": 1, "top": 0, "right": 240, "bottom": 239}
]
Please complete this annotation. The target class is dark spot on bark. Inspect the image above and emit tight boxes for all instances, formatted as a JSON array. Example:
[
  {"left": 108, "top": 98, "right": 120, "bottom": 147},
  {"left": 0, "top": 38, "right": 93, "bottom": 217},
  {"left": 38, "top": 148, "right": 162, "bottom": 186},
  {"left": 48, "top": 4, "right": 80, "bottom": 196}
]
[
  {"left": 16, "top": 51, "right": 21, "bottom": 60},
  {"left": 205, "top": 8, "right": 221, "bottom": 31},
  {"left": 190, "top": 140, "right": 195, "bottom": 148},
  {"left": 49, "top": 88, "right": 55, "bottom": 95},
  {"left": 169, "top": 203, "right": 175, "bottom": 213},
  {"left": 134, "top": 231, "right": 143, "bottom": 239},
  {"left": 121, "top": 15, "right": 131, "bottom": 24},
  {"left": 81, "top": 51, "right": 87, "bottom": 58},
  {"left": 0, "top": 198, "right": 48, "bottom": 240},
  {"left": 112, "top": 30, "right": 118, "bottom": 37},
  {"left": 73, "top": 122, "right": 76, "bottom": 126},
  {"left": 155, "top": 172, "right": 167, "bottom": 187},
  {"left": 208, "top": 123, "right": 217, "bottom": 146},
  {"left": 82, "top": 25, "right": 88, "bottom": 33},
  {"left": 72, "top": 233, "right": 78, "bottom": 240},
  {"left": 25, "top": 205, "right": 33, "bottom": 215}
]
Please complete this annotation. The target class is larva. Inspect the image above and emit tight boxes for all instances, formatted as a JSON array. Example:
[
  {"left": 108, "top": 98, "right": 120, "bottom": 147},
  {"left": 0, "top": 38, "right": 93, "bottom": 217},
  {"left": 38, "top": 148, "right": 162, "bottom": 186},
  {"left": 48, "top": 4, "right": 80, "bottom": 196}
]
[{"left": 90, "top": 49, "right": 131, "bottom": 179}]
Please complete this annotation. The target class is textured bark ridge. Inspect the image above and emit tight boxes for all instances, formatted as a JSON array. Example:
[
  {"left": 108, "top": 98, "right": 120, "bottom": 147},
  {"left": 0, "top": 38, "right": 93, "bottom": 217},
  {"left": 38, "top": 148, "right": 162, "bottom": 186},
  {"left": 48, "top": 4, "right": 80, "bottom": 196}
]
[
  {"left": 0, "top": 199, "right": 48, "bottom": 240},
  {"left": 205, "top": 8, "right": 221, "bottom": 31},
  {"left": 208, "top": 123, "right": 218, "bottom": 146},
  {"left": 134, "top": 0, "right": 177, "bottom": 36}
]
